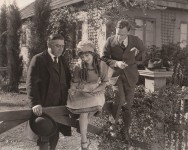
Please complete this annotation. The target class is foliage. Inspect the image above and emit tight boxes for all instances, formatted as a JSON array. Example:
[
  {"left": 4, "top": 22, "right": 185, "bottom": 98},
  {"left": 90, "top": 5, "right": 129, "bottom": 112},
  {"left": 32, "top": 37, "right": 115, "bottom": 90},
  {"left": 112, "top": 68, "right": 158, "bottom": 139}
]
[
  {"left": 48, "top": 6, "right": 77, "bottom": 44},
  {"left": 99, "top": 85, "right": 188, "bottom": 150},
  {"left": 0, "top": 76, "right": 9, "bottom": 91},
  {"left": 166, "top": 44, "right": 188, "bottom": 86},
  {"left": 144, "top": 43, "right": 188, "bottom": 86},
  {"left": 48, "top": 6, "right": 79, "bottom": 63},
  {"left": 0, "top": 4, "right": 7, "bottom": 69},
  {"left": 6, "top": 2, "right": 23, "bottom": 92},
  {"left": 28, "top": 0, "right": 51, "bottom": 61},
  {"left": 80, "top": 0, "right": 165, "bottom": 30}
]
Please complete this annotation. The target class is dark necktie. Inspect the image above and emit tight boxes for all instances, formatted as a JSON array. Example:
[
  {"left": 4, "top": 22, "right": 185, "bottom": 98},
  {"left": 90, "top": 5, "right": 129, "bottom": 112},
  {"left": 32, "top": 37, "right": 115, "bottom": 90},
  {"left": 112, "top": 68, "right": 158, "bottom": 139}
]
[
  {"left": 54, "top": 57, "right": 58, "bottom": 64},
  {"left": 121, "top": 41, "right": 125, "bottom": 49}
]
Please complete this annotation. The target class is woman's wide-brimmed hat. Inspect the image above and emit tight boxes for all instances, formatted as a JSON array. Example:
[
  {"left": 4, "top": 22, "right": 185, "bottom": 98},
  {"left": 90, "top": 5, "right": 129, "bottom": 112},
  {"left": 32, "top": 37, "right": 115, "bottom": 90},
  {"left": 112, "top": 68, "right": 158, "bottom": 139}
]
[
  {"left": 77, "top": 40, "right": 96, "bottom": 54},
  {"left": 29, "top": 113, "right": 58, "bottom": 137}
]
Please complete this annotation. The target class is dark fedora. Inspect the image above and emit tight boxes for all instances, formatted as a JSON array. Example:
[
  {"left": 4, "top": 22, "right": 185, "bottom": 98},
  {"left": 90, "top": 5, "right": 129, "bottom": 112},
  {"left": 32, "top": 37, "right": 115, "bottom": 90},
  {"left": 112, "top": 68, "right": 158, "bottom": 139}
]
[{"left": 29, "top": 113, "right": 58, "bottom": 137}]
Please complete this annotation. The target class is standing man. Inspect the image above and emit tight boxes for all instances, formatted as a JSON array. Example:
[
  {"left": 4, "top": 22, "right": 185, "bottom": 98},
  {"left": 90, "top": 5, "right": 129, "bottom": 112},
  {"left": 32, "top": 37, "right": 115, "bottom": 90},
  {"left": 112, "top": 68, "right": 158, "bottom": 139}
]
[
  {"left": 26, "top": 34, "right": 71, "bottom": 150},
  {"left": 102, "top": 20, "right": 145, "bottom": 139}
]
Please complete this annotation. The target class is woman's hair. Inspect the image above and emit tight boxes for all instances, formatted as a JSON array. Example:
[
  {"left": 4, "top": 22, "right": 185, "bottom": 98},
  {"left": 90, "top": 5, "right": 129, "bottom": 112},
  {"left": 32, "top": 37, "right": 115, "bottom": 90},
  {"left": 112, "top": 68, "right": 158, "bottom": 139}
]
[{"left": 79, "top": 52, "right": 101, "bottom": 82}]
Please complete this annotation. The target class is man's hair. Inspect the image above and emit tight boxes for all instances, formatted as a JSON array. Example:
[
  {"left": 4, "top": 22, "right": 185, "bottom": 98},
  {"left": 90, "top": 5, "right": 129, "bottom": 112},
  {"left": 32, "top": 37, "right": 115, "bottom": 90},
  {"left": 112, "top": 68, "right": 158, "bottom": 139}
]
[
  {"left": 48, "top": 34, "right": 64, "bottom": 41},
  {"left": 116, "top": 20, "right": 131, "bottom": 31}
]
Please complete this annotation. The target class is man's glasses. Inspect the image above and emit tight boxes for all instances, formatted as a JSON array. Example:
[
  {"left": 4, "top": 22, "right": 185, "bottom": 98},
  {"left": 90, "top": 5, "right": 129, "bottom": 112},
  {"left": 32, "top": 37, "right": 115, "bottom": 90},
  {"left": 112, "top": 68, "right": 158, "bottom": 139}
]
[{"left": 52, "top": 44, "right": 64, "bottom": 48}]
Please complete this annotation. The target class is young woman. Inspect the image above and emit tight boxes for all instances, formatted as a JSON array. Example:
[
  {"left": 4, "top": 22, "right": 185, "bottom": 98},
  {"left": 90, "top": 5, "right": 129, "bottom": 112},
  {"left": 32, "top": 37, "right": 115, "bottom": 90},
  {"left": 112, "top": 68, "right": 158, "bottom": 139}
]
[{"left": 67, "top": 40, "right": 108, "bottom": 150}]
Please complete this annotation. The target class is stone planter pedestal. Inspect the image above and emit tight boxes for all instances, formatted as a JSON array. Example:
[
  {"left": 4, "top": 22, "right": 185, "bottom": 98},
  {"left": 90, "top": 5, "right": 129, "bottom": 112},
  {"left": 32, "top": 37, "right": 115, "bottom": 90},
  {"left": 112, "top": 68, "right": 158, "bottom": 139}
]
[{"left": 139, "top": 68, "right": 173, "bottom": 92}]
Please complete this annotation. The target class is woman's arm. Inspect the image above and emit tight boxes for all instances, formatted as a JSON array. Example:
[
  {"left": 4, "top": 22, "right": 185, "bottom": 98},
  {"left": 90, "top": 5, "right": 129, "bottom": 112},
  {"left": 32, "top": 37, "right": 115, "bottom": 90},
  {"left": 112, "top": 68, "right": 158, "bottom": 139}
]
[{"left": 92, "top": 61, "right": 108, "bottom": 93}]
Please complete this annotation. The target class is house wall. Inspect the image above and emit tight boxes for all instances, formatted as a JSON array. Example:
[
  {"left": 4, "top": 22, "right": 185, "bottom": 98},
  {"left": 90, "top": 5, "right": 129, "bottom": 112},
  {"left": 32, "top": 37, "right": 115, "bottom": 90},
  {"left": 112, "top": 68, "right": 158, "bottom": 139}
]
[
  {"left": 173, "top": 9, "right": 188, "bottom": 43},
  {"left": 20, "top": 4, "right": 188, "bottom": 81},
  {"left": 128, "top": 9, "right": 162, "bottom": 47},
  {"left": 20, "top": 23, "right": 30, "bottom": 80},
  {"left": 103, "top": 8, "right": 188, "bottom": 48}
]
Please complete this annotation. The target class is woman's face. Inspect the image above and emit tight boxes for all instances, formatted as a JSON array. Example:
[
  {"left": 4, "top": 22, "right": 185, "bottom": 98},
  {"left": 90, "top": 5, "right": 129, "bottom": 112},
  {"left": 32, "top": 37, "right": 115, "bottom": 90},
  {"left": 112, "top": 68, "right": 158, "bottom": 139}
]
[{"left": 79, "top": 52, "right": 93, "bottom": 65}]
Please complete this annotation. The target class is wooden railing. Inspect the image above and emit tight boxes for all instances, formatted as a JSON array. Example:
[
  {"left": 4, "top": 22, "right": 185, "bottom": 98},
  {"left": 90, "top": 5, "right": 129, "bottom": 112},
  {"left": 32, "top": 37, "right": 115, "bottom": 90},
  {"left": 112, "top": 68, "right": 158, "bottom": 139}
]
[
  {"left": 0, "top": 67, "right": 7, "bottom": 72},
  {"left": 0, "top": 103, "right": 149, "bottom": 149}
]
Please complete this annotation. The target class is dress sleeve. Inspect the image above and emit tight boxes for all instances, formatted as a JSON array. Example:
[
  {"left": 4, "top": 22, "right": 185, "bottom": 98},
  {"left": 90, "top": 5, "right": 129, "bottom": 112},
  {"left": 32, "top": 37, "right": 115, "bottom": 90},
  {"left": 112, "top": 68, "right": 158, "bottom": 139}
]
[
  {"left": 100, "top": 61, "right": 109, "bottom": 82},
  {"left": 72, "top": 65, "right": 81, "bottom": 83}
]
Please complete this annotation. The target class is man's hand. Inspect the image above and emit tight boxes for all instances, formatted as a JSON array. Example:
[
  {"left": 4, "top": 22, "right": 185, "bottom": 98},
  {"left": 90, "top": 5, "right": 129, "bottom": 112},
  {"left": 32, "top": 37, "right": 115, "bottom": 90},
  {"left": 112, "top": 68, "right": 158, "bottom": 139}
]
[
  {"left": 130, "top": 47, "right": 139, "bottom": 56},
  {"left": 115, "top": 61, "right": 128, "bottom": 69},
  {"left": 32, "top": 105, "right": 42, "bottom": 116}
]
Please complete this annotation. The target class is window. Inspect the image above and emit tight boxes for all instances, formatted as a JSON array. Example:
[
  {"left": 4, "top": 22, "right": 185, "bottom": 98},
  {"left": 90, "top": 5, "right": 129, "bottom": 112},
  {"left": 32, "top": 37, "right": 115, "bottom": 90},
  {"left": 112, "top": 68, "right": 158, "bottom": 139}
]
[
  {"left": 134, "top": 18, "right": 156, "bottom": 47},
  {"left": 180, "top": 23, "right": 188, "bottom": 48}
]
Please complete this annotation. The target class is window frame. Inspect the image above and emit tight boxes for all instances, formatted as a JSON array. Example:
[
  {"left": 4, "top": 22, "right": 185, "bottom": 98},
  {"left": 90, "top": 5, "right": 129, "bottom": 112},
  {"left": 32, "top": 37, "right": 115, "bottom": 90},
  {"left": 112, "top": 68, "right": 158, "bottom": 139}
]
[
  {"left": 134, "top": 17, "right": 156, "bottom": 47},
  {"left": 180, "top": 21, "right": 188, "bottom": 48}
]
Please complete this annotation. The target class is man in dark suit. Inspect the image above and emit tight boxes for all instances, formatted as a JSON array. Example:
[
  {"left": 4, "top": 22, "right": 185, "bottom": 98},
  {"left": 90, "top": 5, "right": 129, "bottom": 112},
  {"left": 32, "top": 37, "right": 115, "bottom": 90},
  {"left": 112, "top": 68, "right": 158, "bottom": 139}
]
[
  {"left": 26, "top": 34, "right": 71, "bottom": 150},
  {"left": 102, "top": 20, "right": 145, "bottom": 139}
]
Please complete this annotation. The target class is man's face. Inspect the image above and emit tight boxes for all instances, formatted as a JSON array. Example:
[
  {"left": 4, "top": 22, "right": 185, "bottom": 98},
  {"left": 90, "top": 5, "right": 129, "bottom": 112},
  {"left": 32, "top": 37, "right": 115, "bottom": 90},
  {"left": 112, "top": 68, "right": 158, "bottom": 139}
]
[
  {"left": 48, "top": 39, "right": 65, "bottom": 57},
  {"left": 116, "top": 27, "right": 129, "bottom": 42}
]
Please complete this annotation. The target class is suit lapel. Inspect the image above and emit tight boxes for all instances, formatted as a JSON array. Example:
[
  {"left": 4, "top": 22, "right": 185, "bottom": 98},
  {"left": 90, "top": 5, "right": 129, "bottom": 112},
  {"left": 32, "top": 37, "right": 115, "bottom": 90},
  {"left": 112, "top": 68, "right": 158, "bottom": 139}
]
[
  {"left": 114, "top": 35, "right": 124, "bottom": 52},
  {"left": 114, "top": 35, "right": 121, "bottom": 47},
  {"left": 122, "top": 35, "right": 132, "bottom": 56},
  {"left": 43, "top": 51, "right": 59, "bottom": 75},
  {"left": 52, "top": 62, "right": 60, "bottom": 75}
]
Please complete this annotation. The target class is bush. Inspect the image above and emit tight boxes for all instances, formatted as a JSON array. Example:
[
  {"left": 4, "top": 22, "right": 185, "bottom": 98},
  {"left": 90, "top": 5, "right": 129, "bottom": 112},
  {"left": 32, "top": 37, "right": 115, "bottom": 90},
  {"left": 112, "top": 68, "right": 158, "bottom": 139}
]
[
  {"left": 48, "top": 6, "right": 78, "bottom": 64},
  {"left": 0, "top": 4, "right": 7, "bottom": 69},
  {"left": 144, "top": 43, "right": 188, "bottom": 86},
  {"left": 6, "top": 3, "right": 23, "bottom": 92},
  {"left": 0, "top": 75, "right": 8, "bottom": 91},
  {"left": 99, "top": 85, "right": 188, "bottom": 150},
  {"left": 28, "top": 0, "right": 51, "bottom": 61}
]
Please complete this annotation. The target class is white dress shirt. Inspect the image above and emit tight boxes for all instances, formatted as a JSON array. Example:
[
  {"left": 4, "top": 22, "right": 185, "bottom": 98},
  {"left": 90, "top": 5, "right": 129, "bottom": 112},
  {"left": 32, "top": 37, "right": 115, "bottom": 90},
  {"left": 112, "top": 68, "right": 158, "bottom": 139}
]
[{"left": 48, "top": 50, "right": 59, "bottom": 63}]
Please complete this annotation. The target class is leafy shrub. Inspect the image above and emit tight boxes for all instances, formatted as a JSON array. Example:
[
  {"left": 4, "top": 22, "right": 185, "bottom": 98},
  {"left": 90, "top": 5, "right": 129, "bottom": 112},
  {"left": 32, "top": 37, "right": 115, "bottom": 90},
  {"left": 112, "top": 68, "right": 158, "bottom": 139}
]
[
  {"left": 99, "top": 85, "right": 188, "bottom": 150},
  {"left": 0, "top": 75, "right": 8, "bottom": 91},
  {"left": 28, "top": 0, "right": 51, "bottom": 61},
  {"left": 144, "top": 43, "right": 188, "bottom": 86},
  {"left": 6, "top": 3, "right": 23, "bottom": 92}
]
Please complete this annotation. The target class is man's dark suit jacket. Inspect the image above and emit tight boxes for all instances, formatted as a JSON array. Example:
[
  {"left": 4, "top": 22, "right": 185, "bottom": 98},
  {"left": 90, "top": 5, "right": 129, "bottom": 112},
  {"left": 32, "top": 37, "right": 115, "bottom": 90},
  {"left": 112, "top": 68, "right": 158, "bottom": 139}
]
[
  {"left": 26, "top": 50, "right": 71, "bottom": 138},
  {"left": 102, "top": 35, "right": 145, "bottom": 87}
]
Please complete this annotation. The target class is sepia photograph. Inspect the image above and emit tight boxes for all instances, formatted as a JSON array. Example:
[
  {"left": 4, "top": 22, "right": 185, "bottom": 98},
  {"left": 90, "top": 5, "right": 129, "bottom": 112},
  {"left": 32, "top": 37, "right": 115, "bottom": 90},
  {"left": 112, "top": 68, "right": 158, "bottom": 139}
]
[{"left": 0, "top": 0, "right": 188, "bottom": 150}]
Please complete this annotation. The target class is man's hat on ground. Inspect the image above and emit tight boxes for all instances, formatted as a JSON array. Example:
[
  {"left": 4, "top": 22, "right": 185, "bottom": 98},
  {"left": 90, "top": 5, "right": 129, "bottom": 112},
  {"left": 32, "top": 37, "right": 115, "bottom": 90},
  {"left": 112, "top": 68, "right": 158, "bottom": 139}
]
[{"left": 29, "top": 113, "right": 58, "bottom": 137}]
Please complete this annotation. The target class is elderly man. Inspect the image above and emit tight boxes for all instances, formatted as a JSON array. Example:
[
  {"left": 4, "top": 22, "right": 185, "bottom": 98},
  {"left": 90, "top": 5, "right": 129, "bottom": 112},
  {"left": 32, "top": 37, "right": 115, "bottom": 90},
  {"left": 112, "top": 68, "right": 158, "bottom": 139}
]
[
  {"left": 102, "top": 20, "right": 145, "bottom": 139},
  {"left": 26, "top": 34, "right": 71, "bottom": 150}
]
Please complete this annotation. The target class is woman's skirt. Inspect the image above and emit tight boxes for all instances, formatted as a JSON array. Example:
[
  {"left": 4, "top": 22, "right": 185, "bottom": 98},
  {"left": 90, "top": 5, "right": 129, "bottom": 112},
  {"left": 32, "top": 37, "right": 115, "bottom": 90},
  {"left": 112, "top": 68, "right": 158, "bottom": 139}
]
[{"left": 66, "top": 82, "right": 105, "bottom": 114}]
